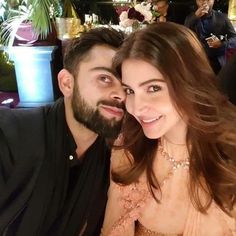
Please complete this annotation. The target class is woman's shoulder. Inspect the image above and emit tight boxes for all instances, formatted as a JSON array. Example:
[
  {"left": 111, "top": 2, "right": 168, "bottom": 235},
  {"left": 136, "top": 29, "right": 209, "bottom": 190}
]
[
  {"left": 111, "top": 148, "right": 133, "bottom": 171},
  {"left": 231, "top": 204, "right": 236, "bottom": 220}
]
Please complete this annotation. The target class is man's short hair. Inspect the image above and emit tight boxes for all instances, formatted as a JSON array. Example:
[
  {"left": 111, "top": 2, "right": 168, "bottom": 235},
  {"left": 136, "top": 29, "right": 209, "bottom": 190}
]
[{"left": 63, "top": 27, "right": 124, "bottom": 77}]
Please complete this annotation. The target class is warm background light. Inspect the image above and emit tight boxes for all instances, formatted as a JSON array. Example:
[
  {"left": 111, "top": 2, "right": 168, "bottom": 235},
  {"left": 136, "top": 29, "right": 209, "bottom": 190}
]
[{"left": 228, "top": 0, "right": 236, "bottom": 27}]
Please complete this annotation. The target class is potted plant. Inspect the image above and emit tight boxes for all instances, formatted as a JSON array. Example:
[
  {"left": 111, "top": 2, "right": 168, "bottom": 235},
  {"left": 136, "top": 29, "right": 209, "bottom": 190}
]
[
  {"left": 0, "top": 0, "right": 59, "bottom": 46},
  {"left": 0, "top": 0, "right": 63, "bottom": 107}
]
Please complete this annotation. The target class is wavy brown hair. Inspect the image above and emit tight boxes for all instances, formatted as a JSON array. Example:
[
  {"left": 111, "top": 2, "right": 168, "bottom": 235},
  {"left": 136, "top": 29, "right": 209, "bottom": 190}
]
[{"left": 112, "top": 22, "right": 236, "bottom": 214}]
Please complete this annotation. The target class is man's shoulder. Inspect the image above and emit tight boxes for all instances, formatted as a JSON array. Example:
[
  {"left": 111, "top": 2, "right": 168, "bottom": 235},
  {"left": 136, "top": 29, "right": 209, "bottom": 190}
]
[
  {"left": 0, "top": 107, "right": 47, "bottom": 150},
  {"left": 0, "top": 106, "right": 46, "bottom": 129},
  {"left": 0, "top": 107, "right": 48, "bottom": 173}
]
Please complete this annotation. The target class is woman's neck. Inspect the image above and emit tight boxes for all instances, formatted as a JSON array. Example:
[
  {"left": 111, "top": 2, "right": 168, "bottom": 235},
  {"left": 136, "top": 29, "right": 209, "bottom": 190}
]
[{"left": 160, "top": 137, "right": 189, "bottom": 162}]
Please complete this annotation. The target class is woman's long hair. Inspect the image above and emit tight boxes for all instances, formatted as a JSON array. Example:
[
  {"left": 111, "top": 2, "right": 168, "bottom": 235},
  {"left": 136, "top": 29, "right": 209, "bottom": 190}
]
[{"left": 112, "top": 22, "right": 236, "bottom": 214}]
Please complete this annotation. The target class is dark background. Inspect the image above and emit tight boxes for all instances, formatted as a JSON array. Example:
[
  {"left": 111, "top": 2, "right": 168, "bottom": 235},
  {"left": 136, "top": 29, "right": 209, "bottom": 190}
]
[
  {"left": 0, "top": 0, "right": 230, "bottom": 93},
  {"left": 72, "top": 0, "right": 229, "bottom": 25}
]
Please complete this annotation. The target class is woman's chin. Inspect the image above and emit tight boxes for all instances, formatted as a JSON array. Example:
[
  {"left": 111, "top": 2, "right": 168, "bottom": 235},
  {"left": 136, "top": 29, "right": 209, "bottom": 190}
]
[{"left": 143, "top": 131, "right": 162, "bottom": 140}]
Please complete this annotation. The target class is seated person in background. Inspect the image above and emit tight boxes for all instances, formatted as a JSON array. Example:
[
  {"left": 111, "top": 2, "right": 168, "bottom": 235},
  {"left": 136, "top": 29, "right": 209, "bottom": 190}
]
[
  {"left": 184, "top": 0, "right": 236, "bottom": 74},
  {"left": 101, "top": 22, "right": 236, "bottom": 236},
  {"left": 152, "top": 0, "right": 171, "bottom": 22},
  {"left": 218, "top": 51, "right": 236, "bottom": 105}
]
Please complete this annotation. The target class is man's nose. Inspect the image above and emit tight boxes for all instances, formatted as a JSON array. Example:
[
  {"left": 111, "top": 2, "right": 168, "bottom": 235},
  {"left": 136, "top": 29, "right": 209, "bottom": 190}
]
[{"left": 110, "top": 85, "right": 126, "bottom": 102}]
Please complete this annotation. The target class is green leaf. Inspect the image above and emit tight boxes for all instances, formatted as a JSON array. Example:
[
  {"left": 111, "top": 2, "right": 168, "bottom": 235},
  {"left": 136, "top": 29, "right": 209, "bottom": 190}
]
[
  {"left": 29, "top": 0, "right": 53, "bottom": 39},
  {"left": 0, "top": 0, "right": 55, "bottom": 46}
]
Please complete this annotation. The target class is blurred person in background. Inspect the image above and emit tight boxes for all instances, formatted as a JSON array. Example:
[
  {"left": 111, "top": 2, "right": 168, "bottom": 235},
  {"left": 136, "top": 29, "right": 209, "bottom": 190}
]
[
  {"left": 185, "top": 0, "right": 236, "bottom": 74},
  {"left": 152, "top": 0, "right": 173, "bottom": 22}
]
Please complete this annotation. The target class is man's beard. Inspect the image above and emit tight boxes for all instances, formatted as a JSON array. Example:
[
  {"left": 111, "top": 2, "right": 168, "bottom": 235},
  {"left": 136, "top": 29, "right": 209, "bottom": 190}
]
[{"left": 71, "top": 85, "right": 124, "bottom": 139}]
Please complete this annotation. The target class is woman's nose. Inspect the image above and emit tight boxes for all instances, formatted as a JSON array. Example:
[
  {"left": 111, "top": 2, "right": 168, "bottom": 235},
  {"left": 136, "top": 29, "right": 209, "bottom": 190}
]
[{"left": 127, "top": 96, "right": 149, "bottom": 116}]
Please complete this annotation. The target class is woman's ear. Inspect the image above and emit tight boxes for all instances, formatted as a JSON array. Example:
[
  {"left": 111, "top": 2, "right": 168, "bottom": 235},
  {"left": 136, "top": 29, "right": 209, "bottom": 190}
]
[{"left": 58, "top": 69, "right": 74, "bottom": 97}]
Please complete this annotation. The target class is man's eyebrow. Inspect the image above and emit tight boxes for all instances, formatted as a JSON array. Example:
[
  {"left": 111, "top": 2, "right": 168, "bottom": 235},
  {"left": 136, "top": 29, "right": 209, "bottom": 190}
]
[
  {"left": 122, "top": 78, "right": 165, "bottom": 87},
  {"left": 90, "top": 67, "right": 115, "bottom": 75}
]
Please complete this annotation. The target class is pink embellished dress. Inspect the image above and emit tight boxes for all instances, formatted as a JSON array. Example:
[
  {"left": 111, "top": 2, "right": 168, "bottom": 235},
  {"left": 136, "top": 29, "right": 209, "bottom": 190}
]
[{"left": 101, "top": 148, "right": 236, "bottom": 236}]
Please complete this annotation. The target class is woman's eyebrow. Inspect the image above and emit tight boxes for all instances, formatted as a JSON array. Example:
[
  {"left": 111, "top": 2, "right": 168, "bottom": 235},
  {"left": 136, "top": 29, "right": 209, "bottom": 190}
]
[{"left": 122, "top": 78, "right": 165, "bottom": 87}]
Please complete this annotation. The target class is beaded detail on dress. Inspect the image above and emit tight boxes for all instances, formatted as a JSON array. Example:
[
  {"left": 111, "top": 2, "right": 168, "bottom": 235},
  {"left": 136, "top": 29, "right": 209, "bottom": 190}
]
[
  {"left": 135, "top": 221, "right": 183, "bottom": 236},
  {"left": 109, "top": 182, "right": 152, "bottom": 235}
]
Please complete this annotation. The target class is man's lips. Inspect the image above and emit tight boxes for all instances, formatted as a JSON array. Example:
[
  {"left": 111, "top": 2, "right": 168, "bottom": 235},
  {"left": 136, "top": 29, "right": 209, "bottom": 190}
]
[{"left": 100, "top": 105, "right": 124, "bottom": 119}]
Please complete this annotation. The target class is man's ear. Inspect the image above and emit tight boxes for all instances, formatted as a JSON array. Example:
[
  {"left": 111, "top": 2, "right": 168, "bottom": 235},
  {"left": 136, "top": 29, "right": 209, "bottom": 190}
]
[{"left": 58, "top": 69, "right": 74, "bottom": 97}]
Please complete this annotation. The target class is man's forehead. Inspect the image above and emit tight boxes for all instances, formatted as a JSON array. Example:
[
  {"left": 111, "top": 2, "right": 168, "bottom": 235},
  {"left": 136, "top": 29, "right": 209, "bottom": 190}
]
[
  {"left": 197, "top": 0, "right": 214, "bottom": 3},
  {"left": 156, "top": 1, "right": 168, "bottom": 6},
  {"left": 153, "top": 0, "right": 168, "bottom": 4},
  {"left": 83, "top": 45, "right": 116, "bottom": 62}
]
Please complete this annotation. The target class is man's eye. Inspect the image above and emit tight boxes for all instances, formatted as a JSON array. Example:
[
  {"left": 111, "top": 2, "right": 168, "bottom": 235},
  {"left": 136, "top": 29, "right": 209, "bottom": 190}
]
[
  {"left": 124, "top": 88, "right": 134, "bottom": 95},
  {"left": 148, "top": 85, "right": 161, "bottom": 92},
  {"left": 99, "top": 75, "right": 112, "bottom": 83}
]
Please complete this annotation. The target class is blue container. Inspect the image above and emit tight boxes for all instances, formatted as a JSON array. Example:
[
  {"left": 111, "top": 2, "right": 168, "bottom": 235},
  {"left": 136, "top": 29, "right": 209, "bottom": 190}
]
[{"left": 9, "top": 46, "right": 59, "bottom": 107}]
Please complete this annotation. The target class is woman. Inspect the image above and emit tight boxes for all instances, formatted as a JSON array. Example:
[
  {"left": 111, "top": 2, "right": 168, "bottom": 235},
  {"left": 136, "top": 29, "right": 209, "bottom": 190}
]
[{"left": 101, "top": 22, "right": 236, "bottom": 236}]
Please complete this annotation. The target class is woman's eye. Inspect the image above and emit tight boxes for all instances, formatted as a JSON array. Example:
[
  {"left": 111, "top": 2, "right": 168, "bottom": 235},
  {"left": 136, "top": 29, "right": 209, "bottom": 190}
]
[
  {"left": 124, "top": 88, "right": 134, "bottom": 95},
  {"left": 148, "top": 85, "right": 161, "bottom": 92}
]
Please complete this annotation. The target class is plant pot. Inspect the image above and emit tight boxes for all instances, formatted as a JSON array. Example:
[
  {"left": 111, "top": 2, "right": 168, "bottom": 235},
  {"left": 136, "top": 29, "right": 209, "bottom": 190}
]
[
  {"left": 14, "top": 22, "right": 39, "bottom": 46},
  {"left": 7, "top": 46, "right": 61, "bottom": 107},
  {"left": 13, "top": 22, "right": 59, "bottom": 46}
]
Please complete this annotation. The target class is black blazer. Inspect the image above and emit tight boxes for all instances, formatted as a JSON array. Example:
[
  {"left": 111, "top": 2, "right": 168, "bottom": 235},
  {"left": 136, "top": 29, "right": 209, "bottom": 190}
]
[
  {"left": 184, "top": 10, "right": 236, "bottom": 55},
  {"left": 185, "top": 10, "right": 236, "bottom": 41}
]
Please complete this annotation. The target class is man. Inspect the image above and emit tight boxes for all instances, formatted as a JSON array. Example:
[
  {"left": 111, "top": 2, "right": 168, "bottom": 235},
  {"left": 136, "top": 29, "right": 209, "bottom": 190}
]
[
  {"left": 0, "top": 27, "right": 125, "bottom": 236},
  {"left": 152, "top": 0, "right": 177, "bottom": 22},
  {"left": 152, "top": 0, "right": 170, "bottom": 22},
  {"left": 184, "top": 0, "right": 236, "bottom": 74}
]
